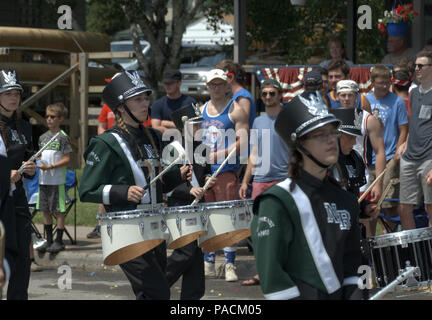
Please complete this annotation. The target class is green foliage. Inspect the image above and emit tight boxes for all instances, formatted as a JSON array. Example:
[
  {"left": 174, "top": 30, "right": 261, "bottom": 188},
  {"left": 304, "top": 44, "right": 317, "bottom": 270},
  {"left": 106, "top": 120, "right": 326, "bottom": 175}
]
[{"left": 86, "top": 0, "right": 129, "bottom": 36}]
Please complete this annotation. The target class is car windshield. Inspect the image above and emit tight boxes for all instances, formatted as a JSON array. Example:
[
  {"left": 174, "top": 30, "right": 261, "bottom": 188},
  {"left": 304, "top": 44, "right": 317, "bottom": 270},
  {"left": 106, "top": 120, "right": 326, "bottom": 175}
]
[{"left": 181, "top": 52, "right": 227, "bottom": 68}]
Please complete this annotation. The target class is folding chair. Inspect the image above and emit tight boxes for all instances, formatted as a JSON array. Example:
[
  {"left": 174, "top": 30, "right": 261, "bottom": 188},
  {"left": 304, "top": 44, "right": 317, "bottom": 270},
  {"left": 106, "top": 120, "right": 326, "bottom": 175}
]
[
  {"left": 378, "top": 198, "right": 430, "bottom": 233},
  {"left": 25, "top": 167, "right": 78, "bottom": 245}
]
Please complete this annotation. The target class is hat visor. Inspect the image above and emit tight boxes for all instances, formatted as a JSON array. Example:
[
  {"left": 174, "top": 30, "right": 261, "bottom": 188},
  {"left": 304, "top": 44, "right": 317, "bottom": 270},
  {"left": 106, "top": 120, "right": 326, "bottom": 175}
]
[
  {"left": 298, "top": 117, "right": 342, "bottom": 138},
  {"left": 0, "top": 85, "right": 23, "bottom": 94},
  {"left": 339, "top": 127, "right": 362, "bottom": 137},
  {"left": 124, "top": 87, "right": 152, "bottom": 100}
]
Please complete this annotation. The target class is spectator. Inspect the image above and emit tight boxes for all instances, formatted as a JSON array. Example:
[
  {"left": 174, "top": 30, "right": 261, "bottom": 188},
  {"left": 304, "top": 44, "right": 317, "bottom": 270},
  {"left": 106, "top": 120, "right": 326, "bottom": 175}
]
[
  {"left": 320, "top": 68, "right": 331, "bottom": 95},
  {"left": 303, "top": 69, "right": 331, "bottom": 108},
  {"left": 238, "top": 79, "right": 290, "bottom": 286},
  {"left": 215, "top": 60, "right": 256, "bottom": 129},
  {"left": 36, "top": 103, "right": 72, "bottom": 254},
  {"left": 200, "top": 69, "right": 249, "bottom": 282},
  {"left": 397, "top": 50, "right": 432, "bottom": 230},
  {"left": 327, "top": 60, "right": 372, "bottom": 113},
  {"left": 382, "top": 35, "right": 417, "bottom": 65},
  {"left": 392, "top": 69, "right": 412, "bottom": 117},
  {"left": 251, "top": 91, "right": 362, "bottom": 300},
  {"left": 393, "top": 57, "right": 417, "bottom": 93},
  {"left": 366, "top": 65, "right": 408, "bottom": 226},
  {"left": 319, "top": 36, "right": 354, "bottom": 69},
  {"left": 151, "top": 69, "right": 196, "bottom": 133}
]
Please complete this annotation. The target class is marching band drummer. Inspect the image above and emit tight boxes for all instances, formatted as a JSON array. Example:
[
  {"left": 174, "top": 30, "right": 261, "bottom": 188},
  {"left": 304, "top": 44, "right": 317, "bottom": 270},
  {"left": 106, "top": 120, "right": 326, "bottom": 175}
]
[
  {"left": 0, "top": 69, "right": 36, "bottom": 300},
  {"left": 251, "top": 92, "right": 363, "bottom": 300},
  {"left": 79, "top": 71, "right": 191, "bottom": 300}
]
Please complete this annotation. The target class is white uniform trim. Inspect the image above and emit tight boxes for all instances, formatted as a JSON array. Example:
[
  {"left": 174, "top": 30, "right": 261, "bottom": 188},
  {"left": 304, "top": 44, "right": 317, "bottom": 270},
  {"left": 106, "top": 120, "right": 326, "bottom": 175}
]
[
  {"left": 264, "top": 286, "right": 300, "bottom": 300},
  {"left": 102, "top": 185, "right": 112, "bottom": 205},
  {"left": 0, "top": 134, "right": 16, "bottom": 196},
  {"left": 110, "top": 133, "right": 150, "bottom": 204},
  {"left": 343, "top": 276, "right": 359, "bottom": 286},
  {"left": 277, "top": 178, "right": 341, "bottom": 294}
]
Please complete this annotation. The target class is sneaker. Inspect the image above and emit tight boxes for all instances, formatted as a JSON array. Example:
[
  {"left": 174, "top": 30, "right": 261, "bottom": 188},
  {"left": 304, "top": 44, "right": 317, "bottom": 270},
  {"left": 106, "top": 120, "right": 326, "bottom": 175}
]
[
  {"left": 225, "top": 263, "right": 238, "bottom": 282},
  {"left": 30, "top": 260, "right": 44, "bottom": 272},
  {"left": 37, "top": 241, "right": 52, "bottom": 253},
  {"left": 46, "top": 241, "right": 65, "bottom": 254},
  {"left": 204, "top": 261, "right": 216, "bottom": 278},
  {"left": 87, "top": 225, "right": 101, "bottom": 239},
  {"left": 32, "top": 233, "right": 47, "bottom": 250}
]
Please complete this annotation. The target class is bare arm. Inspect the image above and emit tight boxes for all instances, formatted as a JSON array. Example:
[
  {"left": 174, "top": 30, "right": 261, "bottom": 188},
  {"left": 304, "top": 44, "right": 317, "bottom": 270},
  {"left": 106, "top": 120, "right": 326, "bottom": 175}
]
[
  {"left": 239, "top": 144, "right": 258, "bottom": 199},
  {"left": 367, "top": 115, "right": 385, "bottom": 202},
  {"left": 361, "top": 95, "right": 372, "bottom": 114},
  {"left": 396, "top": 124, "right": 408, "bottom": 157},
  {"left": 151, "top": 118, "right": 167, "bottom": 133}
]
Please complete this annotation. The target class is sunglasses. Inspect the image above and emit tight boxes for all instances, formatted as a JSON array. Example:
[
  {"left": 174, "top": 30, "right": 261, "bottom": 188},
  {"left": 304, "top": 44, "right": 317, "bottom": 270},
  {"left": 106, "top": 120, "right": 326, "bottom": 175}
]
[
  {"left": 261, "top": 91, "right": 277, "bottom": 97},
  {"left": 208, "top": 82, "right": 226, "bottom": 89},
  {"left": 415, "top": 63, "right": 432, "bottom": 70},
  {"left": 45, "top": 115, "right": 58, "bottom": 119}
]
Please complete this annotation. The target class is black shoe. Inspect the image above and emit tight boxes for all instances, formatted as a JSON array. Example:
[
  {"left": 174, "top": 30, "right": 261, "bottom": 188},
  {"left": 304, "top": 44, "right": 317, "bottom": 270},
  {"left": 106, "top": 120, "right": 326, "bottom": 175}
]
[
  {"left": 87, "top": 225, "right": 101, "bottom": 239},
  {"left": 46, "top": 241, "right": 65, "bottom": 254},
  {"left": 37, "top": 241, "right": 52, "bottom": 253}
]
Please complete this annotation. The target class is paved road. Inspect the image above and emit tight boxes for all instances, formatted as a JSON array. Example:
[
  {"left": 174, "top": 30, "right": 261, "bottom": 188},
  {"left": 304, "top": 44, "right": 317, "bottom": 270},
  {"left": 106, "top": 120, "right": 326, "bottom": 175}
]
[{"left": 27, "top": 265, "right": 264, "bottom": 300}]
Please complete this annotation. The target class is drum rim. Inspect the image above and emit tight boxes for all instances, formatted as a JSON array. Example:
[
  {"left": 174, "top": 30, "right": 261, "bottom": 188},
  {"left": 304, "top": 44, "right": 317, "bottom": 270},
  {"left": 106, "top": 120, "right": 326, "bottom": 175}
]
[
  {"left": 201, "top": 199, "right": 254, "bottom": 209},
  {"left": 369, "top": 226, "right": 432, "bottom": 248},
  {"left": 162, "top": 204, "right": 204, "bottom": 214},
  {"left": 97, "top": 209, "right": 163, "bottom": 220}
]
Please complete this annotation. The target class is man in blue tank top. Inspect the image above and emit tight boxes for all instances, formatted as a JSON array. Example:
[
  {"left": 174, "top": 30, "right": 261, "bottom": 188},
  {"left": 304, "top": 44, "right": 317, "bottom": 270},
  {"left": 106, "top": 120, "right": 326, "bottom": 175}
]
[{"left": 200, "top": 69, "right": 249, "bottom": 282}]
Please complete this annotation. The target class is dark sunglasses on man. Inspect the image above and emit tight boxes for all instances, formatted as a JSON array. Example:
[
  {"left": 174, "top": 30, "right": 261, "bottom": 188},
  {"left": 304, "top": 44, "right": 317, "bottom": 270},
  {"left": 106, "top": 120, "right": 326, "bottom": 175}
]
[
  {"left": 261, "top": 91, "right": 277, "bottom": 97},
  {"left": 415, "top": 63, "right": 432, "bottom": 70}
]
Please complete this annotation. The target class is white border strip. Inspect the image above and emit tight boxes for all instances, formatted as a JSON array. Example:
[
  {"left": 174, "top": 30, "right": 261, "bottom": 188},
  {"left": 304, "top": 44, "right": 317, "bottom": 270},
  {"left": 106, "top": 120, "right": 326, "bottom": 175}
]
[
  {"left": 111, "top": 133, "right": 150, "bottom": 204},
  {"left": 264, "top": 286, "right": 300, "bottom": 300},
  {"left": 278, "top": 178, "right": 341, "bottom": 294}
]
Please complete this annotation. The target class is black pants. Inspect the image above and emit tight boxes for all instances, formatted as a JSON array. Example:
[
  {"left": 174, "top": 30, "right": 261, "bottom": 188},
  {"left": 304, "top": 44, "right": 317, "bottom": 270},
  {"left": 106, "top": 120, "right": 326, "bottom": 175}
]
[
  {"left": 6, "top": 208, "right": 31, "bottom": 300},
  {"left": 166, "top": 240, "right": 204, "bottom": 300},
  {"left": 120, "top": 241, "right": 170, "bottom": 300}
]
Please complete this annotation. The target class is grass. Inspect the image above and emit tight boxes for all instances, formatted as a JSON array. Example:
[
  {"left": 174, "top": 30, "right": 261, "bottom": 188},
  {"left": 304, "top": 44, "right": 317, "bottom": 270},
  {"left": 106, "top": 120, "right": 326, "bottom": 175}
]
[{"left": 31, "top": 168, "right": 100, "bottom": 227}]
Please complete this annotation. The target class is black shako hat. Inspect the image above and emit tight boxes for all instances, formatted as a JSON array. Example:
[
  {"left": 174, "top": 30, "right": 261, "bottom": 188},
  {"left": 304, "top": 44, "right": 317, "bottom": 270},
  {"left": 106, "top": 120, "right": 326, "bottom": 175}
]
[
  {"left": 102, "top": 71, "right": 152, "bottom": 112},
  {"left": 329, "top": 108, "right": 362, "bottom": 137},
  {"left": 170, "top": 103, "right": 203, "bottom": 129},
  {"left": 0, "top": 69, "right": 23, "bottom": 94},
  {"left": 275, "top": 91, "right": 341, "bottom": 147}
]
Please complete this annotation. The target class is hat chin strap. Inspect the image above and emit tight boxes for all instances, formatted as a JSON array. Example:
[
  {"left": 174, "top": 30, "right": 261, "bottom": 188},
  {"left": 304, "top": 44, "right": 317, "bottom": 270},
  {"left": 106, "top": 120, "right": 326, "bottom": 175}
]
[
  {"left": 296, "top": 143, "right": 329, "bottom": 169},
  {"left": 121, "top": 102, "right": 143, "bottom": 129}
]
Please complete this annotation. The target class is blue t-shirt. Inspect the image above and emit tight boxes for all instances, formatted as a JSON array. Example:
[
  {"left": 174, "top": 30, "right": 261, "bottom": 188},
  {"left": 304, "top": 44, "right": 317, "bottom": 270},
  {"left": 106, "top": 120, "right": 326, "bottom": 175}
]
[
  {"left": 150, "top": 95, "right": 196, "bottom": 121},
  {"left": 232, "top": 88, "right": 256, "bottom": 128},
  {"left": 366, "top": 92, "right": 408, "bottom": 163},
  {"left": 250, "top": 113, "right": 290, "bottom": 182}
]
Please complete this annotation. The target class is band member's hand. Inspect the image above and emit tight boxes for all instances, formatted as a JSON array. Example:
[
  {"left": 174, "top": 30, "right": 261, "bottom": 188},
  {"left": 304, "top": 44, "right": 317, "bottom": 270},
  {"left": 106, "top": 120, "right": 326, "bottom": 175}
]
[
  {"left": 36, "top": 160, "right": 51, "bottom": 171},
  {"left": 127, "top": 186, "right": 146, "bottom": 203},
  {"left": 10, "top": 170, "right": 21, "bottom": 184},
  {"left": 369, "top": 184, "right": 382, "bottom": 203},
  {"left": 239, "top": 183, "right": 248, "bottom": 199},
  {"left": 365, "top": 203, "right": 380, "bottom": 219},
  {"left": 205, "top": 176, "right": 216, "bottom": 189},
  {"left": 426, "top": 169, "right": 432, "bottom": 186},
  {"left": 190, "top": 187, "right": 204, "bottom": 200},
  {"left": 0, "top": 267, "right": 4, "bottom": 291},
  {"left": 21, "top": 161, "right": 36, "bottom": 176},
  {"left": 180, "top": 165, "right": 192, "bottom": 181}
]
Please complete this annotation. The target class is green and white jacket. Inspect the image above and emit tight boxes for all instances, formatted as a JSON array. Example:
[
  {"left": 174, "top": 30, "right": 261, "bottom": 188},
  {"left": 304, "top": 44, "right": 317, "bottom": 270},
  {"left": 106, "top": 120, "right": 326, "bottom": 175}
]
[
  {"left": 79, "top": 126, "right": 182, "bottom": 212},
  {"left": 251, "top": 170, "right": 361, "bottom": 300}
]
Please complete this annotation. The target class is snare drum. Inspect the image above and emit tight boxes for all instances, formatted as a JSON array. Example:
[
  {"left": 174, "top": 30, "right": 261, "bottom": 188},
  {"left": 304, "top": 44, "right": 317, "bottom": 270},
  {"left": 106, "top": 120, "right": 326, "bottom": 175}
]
[
  {"left": 368, "top": 227, "right": 432, "bottom": 287},
  {"left": 163, "top": 204, "right": 207, "bottom": 249},
  {"left": 98, "top": 205, "right": 165, "bottom": 266},
  {"left": 198, "top": 199, "right": 253, "bottom": 253}
]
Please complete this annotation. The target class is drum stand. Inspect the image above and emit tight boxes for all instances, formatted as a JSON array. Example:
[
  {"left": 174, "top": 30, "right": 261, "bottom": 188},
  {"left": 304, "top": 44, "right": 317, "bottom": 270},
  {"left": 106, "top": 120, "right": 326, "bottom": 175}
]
[{"left": 369, "top": 262, "right": 427, "bottom": 300}]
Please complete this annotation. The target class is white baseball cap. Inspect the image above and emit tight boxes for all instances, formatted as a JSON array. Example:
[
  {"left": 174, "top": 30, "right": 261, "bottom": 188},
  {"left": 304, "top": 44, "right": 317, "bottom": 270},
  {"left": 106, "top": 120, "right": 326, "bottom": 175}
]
[
  {"left": 336, "top": 80, "right": 359, "bottom": 94},
  {"left": 206, "top": 69, "right": 228, "bottom": 84}
]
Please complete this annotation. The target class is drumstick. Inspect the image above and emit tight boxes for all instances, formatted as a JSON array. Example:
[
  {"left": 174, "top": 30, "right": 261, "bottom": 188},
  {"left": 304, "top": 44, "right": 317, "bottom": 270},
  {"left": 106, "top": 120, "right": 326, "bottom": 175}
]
[
  {"left": 191, "top": 147, "right": 237, "bottom": 205},
  {"left": 358, "top": 158, "right": 395, "bottom": 204},
  {"left": 144, "top": 153, "right": 185, "bottom": 190}
]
